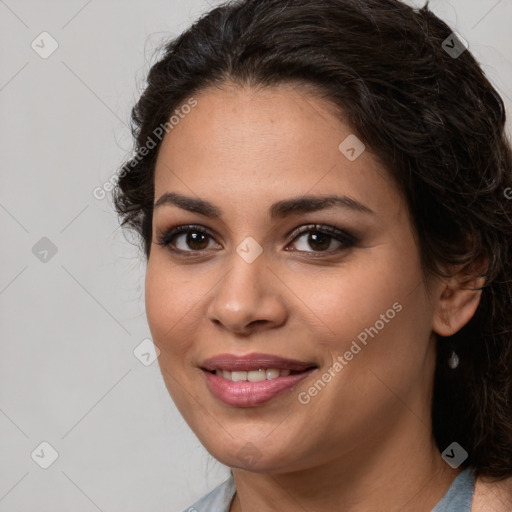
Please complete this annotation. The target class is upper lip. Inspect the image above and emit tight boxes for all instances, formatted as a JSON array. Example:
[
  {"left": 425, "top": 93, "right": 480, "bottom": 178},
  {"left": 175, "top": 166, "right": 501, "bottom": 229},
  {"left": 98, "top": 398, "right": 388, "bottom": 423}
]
[{"left": 201, "top": 353, "right": 318, "bottom": 372}]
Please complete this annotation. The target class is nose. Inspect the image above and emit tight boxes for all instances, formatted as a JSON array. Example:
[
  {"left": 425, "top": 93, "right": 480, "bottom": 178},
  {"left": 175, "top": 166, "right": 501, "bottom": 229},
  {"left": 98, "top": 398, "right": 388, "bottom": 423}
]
[{"left": 206, "top": 249, "right": 288, "bottom": 336}]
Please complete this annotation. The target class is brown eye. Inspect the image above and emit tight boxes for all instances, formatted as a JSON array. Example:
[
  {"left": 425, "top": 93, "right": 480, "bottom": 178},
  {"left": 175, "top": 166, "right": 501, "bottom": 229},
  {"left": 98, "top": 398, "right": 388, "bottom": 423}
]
[
  {"left": 156, "top": 223, "right": 356, "bottom": 257},
  {"left": 306, "top": 232, "right": 331, "bottom": 251},
  {"left": 288, "top": 225, "right": 356, "bottom": 253},
  {"left": 156, "top": 225, "right": 220, "bottom": 253},
  {"left": 183, "top": 231, "right": 210, "bottom": 251}
]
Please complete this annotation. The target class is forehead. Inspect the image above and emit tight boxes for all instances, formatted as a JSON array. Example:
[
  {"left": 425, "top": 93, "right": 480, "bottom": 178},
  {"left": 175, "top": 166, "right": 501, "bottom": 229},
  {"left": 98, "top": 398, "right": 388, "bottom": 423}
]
[{"left": 153, "top": 82, "right": 399, "bottom": 218}]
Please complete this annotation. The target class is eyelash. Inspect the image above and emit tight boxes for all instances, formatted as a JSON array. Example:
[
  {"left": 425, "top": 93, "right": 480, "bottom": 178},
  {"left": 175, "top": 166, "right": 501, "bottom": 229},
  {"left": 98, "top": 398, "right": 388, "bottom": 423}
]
[{"left": 155, "top": 224, "right": 357, "bottom": 257}]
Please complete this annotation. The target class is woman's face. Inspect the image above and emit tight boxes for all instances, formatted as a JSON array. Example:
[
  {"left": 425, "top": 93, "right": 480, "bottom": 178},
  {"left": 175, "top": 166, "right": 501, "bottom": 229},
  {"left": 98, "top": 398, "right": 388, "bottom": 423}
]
[{"left": 146, "top": 82, "right": 443, "bottom": 473}]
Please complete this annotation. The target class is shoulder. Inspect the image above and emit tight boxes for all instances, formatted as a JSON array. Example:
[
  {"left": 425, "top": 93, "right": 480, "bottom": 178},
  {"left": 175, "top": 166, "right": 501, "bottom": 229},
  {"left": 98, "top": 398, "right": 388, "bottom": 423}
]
[
  {"left": 180, "top": 473, "right": 236, "bottom": 512},
  {"left": 472, "top": 475, "right": 512, "bottom": 512}
]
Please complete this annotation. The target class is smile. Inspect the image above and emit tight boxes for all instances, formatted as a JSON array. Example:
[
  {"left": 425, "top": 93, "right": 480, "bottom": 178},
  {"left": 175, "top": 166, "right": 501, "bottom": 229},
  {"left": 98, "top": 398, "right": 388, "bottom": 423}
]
[
  {"left": 213, "top": 368, "right": 292, "bottom": 381},
  {"left": 200, "top": 352, "right": 318, "bottom": 407}
]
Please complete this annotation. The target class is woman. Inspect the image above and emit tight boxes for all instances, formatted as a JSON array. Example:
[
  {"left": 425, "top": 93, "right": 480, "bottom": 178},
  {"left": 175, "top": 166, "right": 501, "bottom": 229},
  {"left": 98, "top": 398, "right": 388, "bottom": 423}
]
[{"left": 113, "top": 0, "right": 512, "bottom": 510}]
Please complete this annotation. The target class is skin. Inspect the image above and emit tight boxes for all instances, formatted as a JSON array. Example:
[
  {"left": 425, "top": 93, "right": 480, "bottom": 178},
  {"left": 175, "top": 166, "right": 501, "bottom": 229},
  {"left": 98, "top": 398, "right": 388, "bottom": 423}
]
[{"left": 145, "top": 81, "right": 485, "bottom": 511}]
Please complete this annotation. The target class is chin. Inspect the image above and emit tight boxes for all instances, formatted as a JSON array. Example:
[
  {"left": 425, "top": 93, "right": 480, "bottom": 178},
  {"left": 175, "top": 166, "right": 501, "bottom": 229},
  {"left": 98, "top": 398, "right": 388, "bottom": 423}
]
[{"left": 199, "top": 432, "right": 299, "bottom": 473}]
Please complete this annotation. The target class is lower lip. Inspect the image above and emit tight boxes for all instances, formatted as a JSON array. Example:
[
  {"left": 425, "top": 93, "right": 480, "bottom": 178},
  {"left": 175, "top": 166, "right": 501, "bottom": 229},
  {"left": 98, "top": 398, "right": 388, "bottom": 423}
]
[{"left": 202, "top": 369, "right": 315, "bottom": 407}]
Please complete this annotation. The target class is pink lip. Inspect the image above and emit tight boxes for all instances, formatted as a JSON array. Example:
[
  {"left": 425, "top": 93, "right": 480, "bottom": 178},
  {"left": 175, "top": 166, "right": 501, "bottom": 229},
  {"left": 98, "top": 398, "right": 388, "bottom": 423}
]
[
  {"left": 201, "top": 352, "right": 317, "bottom": 372},
  {"left": 203, "top": 369, "right": 315, "bottom": 407},
  {"left": 200, "top": 353, "right": 318, "bottom": 407}
]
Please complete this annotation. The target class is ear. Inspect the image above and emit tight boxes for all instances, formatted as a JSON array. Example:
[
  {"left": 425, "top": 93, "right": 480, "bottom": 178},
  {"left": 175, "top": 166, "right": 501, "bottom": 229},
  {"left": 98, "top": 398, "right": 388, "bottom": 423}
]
[{"left": 432, "top": 255, "right": 488, "bottom": 337}]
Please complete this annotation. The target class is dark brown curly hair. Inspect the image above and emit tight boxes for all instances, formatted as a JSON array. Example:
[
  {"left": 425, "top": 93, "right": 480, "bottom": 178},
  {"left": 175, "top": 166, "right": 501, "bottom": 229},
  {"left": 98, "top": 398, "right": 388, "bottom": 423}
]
[{"left": 113, "top": 0, "right": 512, "bottom": 479}]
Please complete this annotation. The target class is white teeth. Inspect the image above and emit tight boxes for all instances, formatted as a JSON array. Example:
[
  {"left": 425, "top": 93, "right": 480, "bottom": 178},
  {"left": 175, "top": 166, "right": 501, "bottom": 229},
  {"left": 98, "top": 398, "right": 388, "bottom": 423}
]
[
  {"left": 214, "top": 368, "right": 295, "bottom": 381},
  {"left": 266, "top": 368, "right": 280, "bottom": 380},
  {"left": 247, "top": 369, "right": 266, "bottom": 382},
  {"left": 231, "top": 371, "right": 247, "bottom": 382}
]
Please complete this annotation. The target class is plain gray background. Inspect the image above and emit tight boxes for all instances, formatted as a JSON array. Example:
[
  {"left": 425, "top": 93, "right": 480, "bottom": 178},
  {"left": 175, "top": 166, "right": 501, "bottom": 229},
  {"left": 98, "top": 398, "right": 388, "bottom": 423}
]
[{"left": 0, "top": 1, "right": 511, "bottom": 510}]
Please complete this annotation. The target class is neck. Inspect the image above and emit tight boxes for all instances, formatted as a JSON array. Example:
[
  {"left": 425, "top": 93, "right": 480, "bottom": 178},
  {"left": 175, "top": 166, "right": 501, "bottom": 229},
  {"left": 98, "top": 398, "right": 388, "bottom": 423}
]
[{"left": 229, "top": 418, "right": 459, "bottom": 512}]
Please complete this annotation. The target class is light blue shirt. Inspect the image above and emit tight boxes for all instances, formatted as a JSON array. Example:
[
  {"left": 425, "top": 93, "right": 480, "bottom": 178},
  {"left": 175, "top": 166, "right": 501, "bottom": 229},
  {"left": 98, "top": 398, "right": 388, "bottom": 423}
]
[{"left": 181, "top": 467, "right": 475, "bottom": 512}]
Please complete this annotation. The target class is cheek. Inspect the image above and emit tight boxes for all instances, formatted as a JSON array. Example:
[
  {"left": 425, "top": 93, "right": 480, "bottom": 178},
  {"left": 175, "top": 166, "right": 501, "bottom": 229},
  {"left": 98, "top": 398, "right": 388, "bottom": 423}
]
[
  {"left": 296, "top": 279, "right": 433, "bottom": 445},
  {"left": 291, "top": 253, "right": 415, "bottom": 345},
  {"left": 145, "top": 261, "right": 168, "bottom": 342},
  {"left": 144, "top": 258, "right": 194, "bottom": 360},
  {"left": 301, "top": 243, "right": 431, "bottom": 383},
  {"left": 144, "top": 260, "right": 200, "bottom": 414}
]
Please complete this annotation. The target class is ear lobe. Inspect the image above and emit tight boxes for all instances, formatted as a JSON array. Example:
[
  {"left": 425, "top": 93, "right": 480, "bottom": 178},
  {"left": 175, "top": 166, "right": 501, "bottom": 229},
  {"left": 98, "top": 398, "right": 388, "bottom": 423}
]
[{"left": 432, "top": 256, "right": 488, "bottom": 337}]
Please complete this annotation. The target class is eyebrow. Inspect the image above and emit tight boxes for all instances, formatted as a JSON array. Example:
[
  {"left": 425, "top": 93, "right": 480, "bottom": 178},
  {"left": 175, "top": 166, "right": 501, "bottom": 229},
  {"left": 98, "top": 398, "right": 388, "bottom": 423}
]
[{"left": 153, "top": 192, "right": 375, "bottom": 219}]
